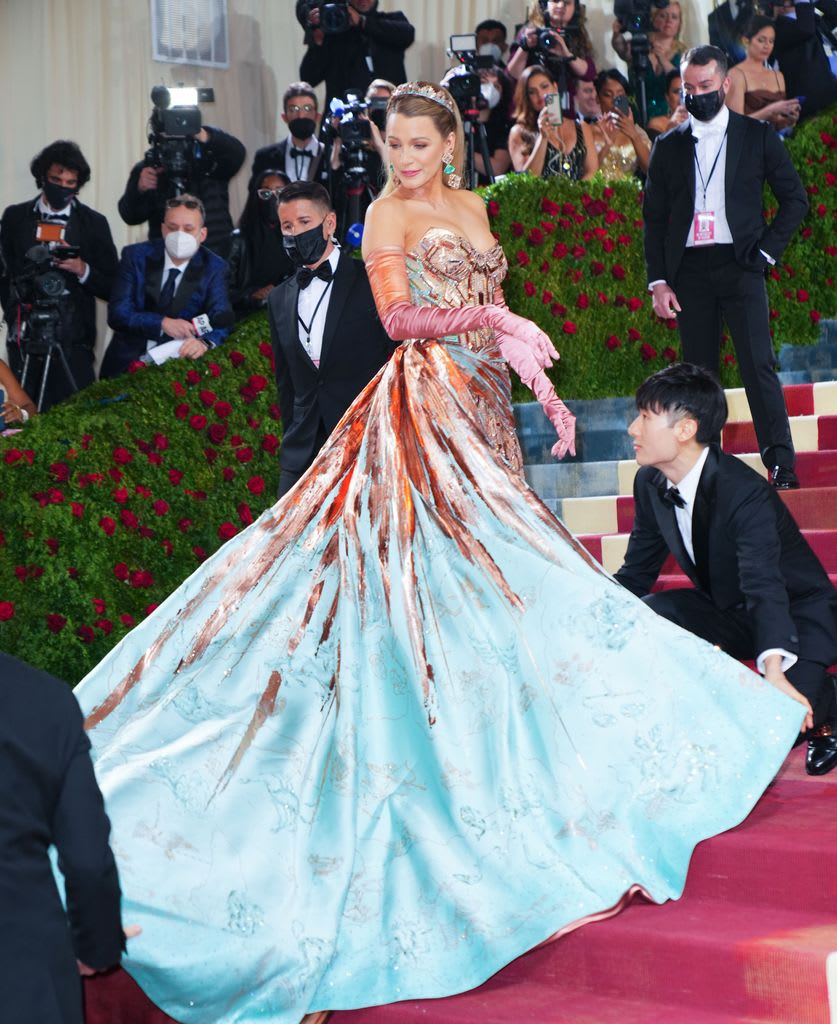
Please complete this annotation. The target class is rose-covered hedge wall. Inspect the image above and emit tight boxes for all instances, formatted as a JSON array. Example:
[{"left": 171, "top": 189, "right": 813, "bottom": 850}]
[
  {"left": 0, "top": 109, "right": 835, "bottom": 682},
  {"left": 482, "top": 107, "right": 837, "bottom": 402}
]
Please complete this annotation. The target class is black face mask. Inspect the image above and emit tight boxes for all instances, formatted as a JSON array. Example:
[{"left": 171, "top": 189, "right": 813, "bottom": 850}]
[
  {"left": 287, "top": 117, "right": 316, "bottom": 141},
  {"left": 283, "top": 220, "right": 330, "bottom": 267},
  {"left": 42, "top": 181, "right": 77, "bottom": 210},
  {"left": 683, "top": 87, "right": 725, "bottom": 123}
]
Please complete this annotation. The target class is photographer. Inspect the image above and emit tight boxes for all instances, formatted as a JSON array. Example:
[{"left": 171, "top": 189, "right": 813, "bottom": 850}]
[
  {"left": 612, "top": 1, "right": 689, "bottom": 124},
  {"left": 118, "top": 120, "right": 245, "bottom": 260},
  {"left": 327, "top": 84, "right": 389, "bottom": 238},
  {"left": 251, "top": 83, "right": 326, "bottom": 186},
  {"left": 0, "top": 140, "right": 118, "bottom": 410},
  {"left": 295, "top": 0, "right": 414, "bottom": 111},
  {"left": 507, "top": 0, "right": 597, "bottom": 117},
  {"left": 772, "top": 0, "right": 837, "bottom": 120}
]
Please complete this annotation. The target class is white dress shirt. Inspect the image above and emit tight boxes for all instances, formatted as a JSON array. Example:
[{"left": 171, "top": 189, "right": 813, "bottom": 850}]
[
  {"left": 686, "top": 103, "right": 733, "bottom": 248},
  {"left": 665, "top": 446, "right": 796, "bottom": 675},
  {"left": 296, "top": 246, "right": 340, "bottom": 367},
  {"left": 285, "top": 138, "right": 322, "bottom": 183}
]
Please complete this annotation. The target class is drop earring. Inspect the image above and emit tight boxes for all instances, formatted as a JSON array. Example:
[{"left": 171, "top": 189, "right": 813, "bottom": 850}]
[
  {"left": 442, "top": 152, "right": 461, "bottom": 189},
  {"left": 389, "top": 163, "right": 401, "bottom": 187}
]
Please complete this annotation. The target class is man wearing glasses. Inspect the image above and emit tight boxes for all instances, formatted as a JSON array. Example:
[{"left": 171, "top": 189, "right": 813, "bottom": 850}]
[
  {"left": 101, "top": 195, "right": 233, "bottom": 379},
  {"left": 250, "top": 83, "right": 326, "bottom": 188}
]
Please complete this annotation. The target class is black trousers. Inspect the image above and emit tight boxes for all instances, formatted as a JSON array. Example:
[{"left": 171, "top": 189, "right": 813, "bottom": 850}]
[
  {"left": 277, "top": 418, "right": 328, "bottom": 498},
  {"left": 674, "top": 245, "right": 794, "bottom": 470},
  {"left": 645, "top": 588, "right": 836, "bottom": 732}
]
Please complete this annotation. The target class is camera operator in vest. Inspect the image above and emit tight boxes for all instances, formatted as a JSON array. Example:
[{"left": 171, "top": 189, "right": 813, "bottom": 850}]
[
  {"left": 0, "top": 140, "right": 118, "bottom": 410},
  {"left": 118, "top": 87, "right": 245, "bottom": 260},
  {"left": 295, "top": 0, "right": 414, "bottom": 112}
]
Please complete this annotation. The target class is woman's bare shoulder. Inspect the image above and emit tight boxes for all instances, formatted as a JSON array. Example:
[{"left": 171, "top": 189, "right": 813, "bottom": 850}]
[{"left": 363, "top": 195, "right": 408, "bottom": 252}]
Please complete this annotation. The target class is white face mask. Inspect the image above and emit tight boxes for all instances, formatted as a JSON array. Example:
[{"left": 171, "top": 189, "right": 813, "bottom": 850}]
[
  {"left": 164, "top": 230, "right": 200, "bottom": 261},
  {"left": 481, "top": 82, "right": 501, "bottom": 110}
]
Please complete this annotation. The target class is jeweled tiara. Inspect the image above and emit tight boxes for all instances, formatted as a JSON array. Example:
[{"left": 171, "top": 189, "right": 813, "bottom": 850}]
[{"left": 390, "top": 82, "right": 455, "bottom": 115}]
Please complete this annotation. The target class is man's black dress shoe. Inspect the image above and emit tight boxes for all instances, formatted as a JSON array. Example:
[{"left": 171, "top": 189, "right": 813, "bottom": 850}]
[
  {"left": 771, "top": 466, "right": 800, "bottom": 490},
  {"left": 806, "top": 732, "right": 837, "bottom": 775}
]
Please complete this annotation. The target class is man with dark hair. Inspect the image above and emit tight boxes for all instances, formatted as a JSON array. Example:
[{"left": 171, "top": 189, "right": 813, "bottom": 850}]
[
  {"left": 644, "top": 45, "right": 809, "bottom": 490},
  {"left": 0, "top": 140, "right": 118, "bottom": 409},
  {"left": 772, "top": 0, "right": 837, "bottom": 119},
  {"left": 0, "top": 651, "right": 126, "bottom": 1022},
  {"left": 616, "top": 363, "right": 837, "bottom": 776},
  {"left": 250, "top": 82, "right": 326, "bottom": 187},
  {"left": 268, "top": 181, "right": 393, "bottom": 496},
  {"left": 118, "top": 123, "right": 245, "bottom": 259},
  {"left": 476, "top": 18, "right": 509, "bottom": 62},
  {"left": 295, "top": 0, "right": 414, "bottom": 111},
  {"left": 102, "top": 194, "right": 233, "bottom": 378}
]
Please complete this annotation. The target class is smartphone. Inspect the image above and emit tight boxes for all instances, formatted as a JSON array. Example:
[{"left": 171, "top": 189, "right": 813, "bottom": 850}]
[
  {"left": 52, "top": 245, "right": 80, "bottom": 260},
  {"left": 545, "top": 92, "right": 563, "bottom": 126},
  {"left": 613, "top": 94, "right": 631, "bottom": 117}
]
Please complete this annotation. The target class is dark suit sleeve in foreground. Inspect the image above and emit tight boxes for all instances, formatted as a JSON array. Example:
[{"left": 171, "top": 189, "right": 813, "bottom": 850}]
[
  {"left": 268, "top": 287, "right": 295, "bottom": 435},
  {"left": 51, "top": 698, "right": 124, "bottom": 970},
  {"left": 614, "top": 471, "right": 670, "bottom": 597},
  {"left": 757, "top": 124, "right": 809, "bottom": 263},
  {"left": 642, "top": 137, "right": 672, "bottom": 285}
]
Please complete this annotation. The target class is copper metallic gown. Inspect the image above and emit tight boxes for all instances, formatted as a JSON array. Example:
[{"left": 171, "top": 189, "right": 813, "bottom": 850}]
[{"left": 73, "top": 229, "right": 801, "bottom": 1023}]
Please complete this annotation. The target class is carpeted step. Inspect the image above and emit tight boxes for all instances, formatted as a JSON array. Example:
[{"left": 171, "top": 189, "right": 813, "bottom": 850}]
[{"left": 724, "top": 379, "right": 837, "bottom": 423}]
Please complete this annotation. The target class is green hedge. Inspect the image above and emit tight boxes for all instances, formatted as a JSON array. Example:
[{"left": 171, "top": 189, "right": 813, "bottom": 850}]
[
  {"left": 482, "top": 106, "right": 837, "bottom": 401},
  {"left": 1, "top": 108, "right": 835, "bottom": 682}
]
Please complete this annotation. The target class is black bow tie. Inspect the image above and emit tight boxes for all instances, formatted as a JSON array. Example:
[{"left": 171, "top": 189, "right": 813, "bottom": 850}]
[
  {"left": 290, "top": 146, "right": 313, "bottom": 160},
  {"left": 658, "top": 483, "right": 686, "bottom": 509},
  {"left": 582, "top": 115, "right": 599, "bottom": 124},
  {"left": 296, "top": 263, "right": 333, "bottom": 289}
]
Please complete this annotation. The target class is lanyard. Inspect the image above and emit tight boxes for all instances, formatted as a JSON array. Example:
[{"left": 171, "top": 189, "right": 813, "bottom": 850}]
[
  {"left": 694, "top": 128, "right": 728, "bottom": 209},
  {"left": 297, "top": 279, "right": 333, "bottom": 359}
]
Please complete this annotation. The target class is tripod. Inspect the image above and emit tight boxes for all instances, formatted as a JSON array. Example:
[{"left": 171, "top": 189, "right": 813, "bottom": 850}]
[
  {"left": 460, "top": 106, "right": 496, "bottom": 190},
  {"left": 19, "top": 306, "right": 79, "bottom": 411}
]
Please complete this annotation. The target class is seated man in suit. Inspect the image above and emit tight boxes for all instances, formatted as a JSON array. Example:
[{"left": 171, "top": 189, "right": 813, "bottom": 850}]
[
  {"left": 0, "top": 651, "right": 126, "bottom": 1023},
  {"left": 615, "top": 363, "right": 837, "bottom": 776},
  {"left": 102, "top": 194, "right": 233, "bottom": 379},
  {"left": 268, "top": 180, "right": 393, "bottom": 497}
]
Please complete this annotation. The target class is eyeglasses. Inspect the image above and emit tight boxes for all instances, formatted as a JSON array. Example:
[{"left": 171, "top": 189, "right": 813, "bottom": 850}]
[
  {"left": 257, "top": 188, "right": 284, "bottom": 200},
  {"left": 287, "top": 103, "right": 316, "bottom": 115},
  {"left": 165, "top": 197, "right": 205, "bottom": 214}
]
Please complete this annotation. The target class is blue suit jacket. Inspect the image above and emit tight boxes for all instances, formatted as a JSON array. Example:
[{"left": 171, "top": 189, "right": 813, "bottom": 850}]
[{"left": 102, "top": 239, "right": 232, "bottom": 378}]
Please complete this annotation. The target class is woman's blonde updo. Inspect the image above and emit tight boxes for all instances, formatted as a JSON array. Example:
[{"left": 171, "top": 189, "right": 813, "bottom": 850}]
[{"left": 380, "top": 82, "right": 466, "bottom": 198}]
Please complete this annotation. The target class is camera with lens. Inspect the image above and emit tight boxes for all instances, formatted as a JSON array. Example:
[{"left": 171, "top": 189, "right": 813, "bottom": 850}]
[
  {"left": 446, "top": 35, "right": 492, "bottom": 116},
  {"left": 145, "top": 85, "right": 214, "bottom": 196},
  {"left": 305, "top": 0, "right": 352, "bottom": 35},
  {"left": 329, "top": 94, "right": 374, "bottom": 185},
  {"left": 614, "top": 0, "right": 669, "bottom": 63},
  {"left": 12, "top": 245, "right": 67, "bottom": 355}
]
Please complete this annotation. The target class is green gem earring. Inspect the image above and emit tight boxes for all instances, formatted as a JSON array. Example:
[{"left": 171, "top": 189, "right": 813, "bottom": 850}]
[{"left": 443, "top": 154, "right": 455, "bottom": 175}]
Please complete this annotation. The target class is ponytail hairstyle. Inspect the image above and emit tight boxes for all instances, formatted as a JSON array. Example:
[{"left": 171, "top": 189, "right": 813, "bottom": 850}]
[{"left": 380, "top": 82, "right": 465, "bottom": 198}]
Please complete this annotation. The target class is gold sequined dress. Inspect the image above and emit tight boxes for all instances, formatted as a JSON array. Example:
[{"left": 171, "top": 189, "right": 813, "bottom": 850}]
[{"left": 72, "top": 229, "right": 802, "bottom": 1024}]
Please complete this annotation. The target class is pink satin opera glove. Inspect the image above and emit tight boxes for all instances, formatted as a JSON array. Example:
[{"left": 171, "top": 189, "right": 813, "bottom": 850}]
[{"left": 530, "top": 369, "right": 576, "bottom": 460}]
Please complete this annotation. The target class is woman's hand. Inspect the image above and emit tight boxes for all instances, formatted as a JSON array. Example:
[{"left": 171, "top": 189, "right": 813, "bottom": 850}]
[
  {"left": 767, "top": 97, "right": 801, "bottom": 125},
  {"left": 608, "top": 106, "right": 638, "bottom": 140},
  {"left": 2, "top": 400, "right": 30, "bottom": 425}
]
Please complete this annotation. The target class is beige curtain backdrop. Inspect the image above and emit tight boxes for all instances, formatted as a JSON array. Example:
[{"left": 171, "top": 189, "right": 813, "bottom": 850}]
[{"left": 0, "top": 0, "right": 711, "bottom": 360}]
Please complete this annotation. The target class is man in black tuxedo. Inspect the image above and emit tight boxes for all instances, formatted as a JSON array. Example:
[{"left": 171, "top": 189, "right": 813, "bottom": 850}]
[
  {"left": 0, "top": 652, "right": 125, "bottom": 1022},
  {"left": 250, "top": 82, "right": 327, "bottom": 189},
  {"left": 644, "top": 45, "right": 809, "bottom": 490},
  {"left": 773, "top": 0, "right": 837, "bottom": 119},
  {"left": 708, "top": 0, "right": 751, "bottom": 64},
  {"left": 268, "top": 181, "right": 393, "bottom": 497},
  {"left": 615, "top": 363, "right": 837, "bottom": 776},
  {"left": 0, "top": 140, "right": 118, "bottom": 409}
]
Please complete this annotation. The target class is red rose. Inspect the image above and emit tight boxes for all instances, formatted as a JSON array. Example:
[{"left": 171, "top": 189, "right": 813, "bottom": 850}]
[
  {"left": 222, "top": 466, "right": 236, "bottom": 481},
  {"left": 611, "top": 264, "right": 626, "bottom": 280},
  {"left": 627, "top": 297, "right": 643, "bottom": 312},
  {"left": 562, "top": 321, "right": 577, "bottom": 334},
  {"left": 516, "top": 251, "right": 530, "bottom": 267},
  {"left": 606, "top": 335, "right": 621, "bottom": 350},
  {"left": 130, "top": 570, "right": 154, "bottom": 589},
  {"left": 590, "top": 261, "right": 604, "bottom": 276},
  {"left": 193, "top": 546, "right": 207, "bottom": 561},
  {"left": 46, "top": 613, "right": 66, "bottom": 633},
  {"left": 127, "top": 360, "right": 146, "bottom": 374},
  {"left": 235, "top": 447, "right": 254, "bottom": 464},
  {"left": 218, "top": 521, "right": 238, "bottom": 540},
  {"left": 524, "top": 280, "right": 536, "bottom": 297},
  {"left": 99, "top": 517, "right": 117, "bottom": 536},
  {"left": 666, "top": 318, "right": 678, "bottom": 330},
  {"left": 4, "top": 448, "right": 23, "bottom": 465},
  {"left": 572, "top": 245, "right": 586, "bottom": 259},
  {"left": 173, "top": 380, "right": 186, "bottom": 396},
  {"left": 487, "top": 199, "right": 500, "bottom": 217},
  {"left": 161, "top": 539, "right": 173, "bottom": 556},
  {"left": 825, "top": 171, "right": 836, "bottom": 186},
  {"left": 552, "top": 242, "right": 568, "bottom": 259},
  {"left": 204, "top": 448, "right": 218, "bottom": 464},
  {"left": 93, "top": 598, "right": 107, "bottom": 614},
  {"left": 550, "top": 303, "right": 567, "bottom": 317},
  {"left": 604, "top": 208, "right": 620, "bottom": 225},
  {"left": 199, "top": 389, "right": 217, "bottom": 407},
  {"left": 617, "top": 233, "right": 632, "bottom": 246},
  {"left": 229, "top": 350, "right": 246, "bottom": 367},
  {"left": 723, "top": 353, "right": 736, "bottom": 366},
  {"left": 539, "top": 219, "right": 556, "bottom": 234},
  {"left": 0, "top": 601, "right": 14, "bottom": 621},
  {"left": 541, "top": 197, "right": 560, "bottom": 216},
  {"left": 113, "top": 447, "right": 133, "bottom": 465},
  {"left": 153, "top": 433, "right": 170, "bottom": 450},
  {"left": 113, "top": 562, "right": 129, "bottom": 581},
  {"left": 769, "top": 308, "right": 780, "bottom": 320},
  {"left": 14, "top": 566, "right": 26, "bottom": 581},
  {"left": 796, "top": 288, "right": 809, "bottom": 302},
  {"left": 571, "top": 269, "right": 583, "bottom": 283},
  {"left": 189, "top": 414, "right": 207, "bottom": 431},
  {"left": 169, "top": 469, "right": 185, "bottom": 485},
  {"left": 30, "top": 566, "right": 44, "bottom": 579},
  {"left": 603, "top": 186, "right": 614, "bottom": 199},
  {"left": 527, "top": 228, "right": 544, "bottom": 246},
  {"left": 153, "top": 499, "right": 170, "bottom": 515},
  {"left": 576, "top": 293, "right": 590, "bottom": 310},
  {"left": 186, "top": 369, "right": 201, "bottom": 384},
  {"left": 811, "top": 309, "right": 822, "bottom": 323},
  {"left": 597, "top": 291, "right": 608, "bottom": 304},
  {"left": 540, "top": 260, "right": 550, "bottom": 274},
  {"left": 511, "top": 221, "right": 524, "bottom": 237},
  {"left": 628, "top": 327, "right": 642, "bottom": 341},
  {"left": 50, "top": 462, "right": 70, "bottom": 481},
  {"left": 801, "top": 227, "right": 813, "bottom": 239},
  {"left": 542, "top": 289, "right": 553, "bottom": 304},
  {"left": 95, "top": 618, "right": 114, "bottom": 635},
  {"left": 247, "top": 475, "right": 266, "bottom": 495},
  {"left": 113, "top": 487, "right": 129, "bottom": 504},
  {"left": 269, "top": 404, "right": 282, "bottom": 421},
  {"left": 120, "top": 613, "right": 135, "bottom": 626},
  {"left": 120, "top": 510, "right": 139, "bottom": 529},
  {"left": 262, "top": 434, "right": 280, "bottom": 454},
  {"left": 145, "top": 604, "right": 159, "bottom": 616},
  {"left": 663, "top": 346, "right": 678, "bottom": 362},
  {"left": 177, "top": 518, "right": 193, "bottom": 532},
  {"left": 77, "top": 625, "right": 95, "bottom": 643},
  {"left": 135, "top": 485, "right": 151, "bottom": 498},
  {"left": 207, "top": 422, "right": 228, "bottom": 444},
  {"left": 214, "top": 400, "right": 232, "bottom": 419},
  {"left": 175, "top": 403, "right": 190, "bottom": 420},
  {"left": 602, "top": 238, "right": 615, "bottom": 253},
  {"left": 640, "top": 343, "right": 658, "bottom": 361},
  {"left": 817, "top": 203, "right": 827, "bottom": 217},
  {"left": 238, "top": 502, "right": 254, "bottom": 526},
  {"left": 67, "top": 567, "right": 78, "bottom": 578}
]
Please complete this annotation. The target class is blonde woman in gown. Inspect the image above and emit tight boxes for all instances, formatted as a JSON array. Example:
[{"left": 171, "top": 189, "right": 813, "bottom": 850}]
[{"left": 72, "top": 83, "right": 806, "bottom": 1024}]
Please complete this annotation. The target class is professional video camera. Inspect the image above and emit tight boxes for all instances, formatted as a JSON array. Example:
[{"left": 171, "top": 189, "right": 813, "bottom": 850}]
[
  {"left": 145, "top": 85, "right": 215, "bottom": 196},
  {"left": 445, "top": 36, "right": 497, "bottom": 189},
  {"left": 304, "top": 0, "right": 352, "bottom": 35},
  {"left": 12, "top": 245, "right": 78, "bottom": 407}
]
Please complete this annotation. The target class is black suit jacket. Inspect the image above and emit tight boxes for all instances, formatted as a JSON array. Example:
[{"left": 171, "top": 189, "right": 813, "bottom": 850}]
[
  {"left": 774, "top": 0, "right": 837, "bottom": 119},
  {"left": 643, "top": 110, "right": 809, "bottom": 286},
  {"left": 249, "top": 139, "right": 325, "bottom": 189},
  {"left": 0, "top": 653, "right": 123, "bottom": 1024},
  {"left": 708, "top": 2, "right": 748, "bottom": 64},
  {"left": 267, "top": 250, "right": 393, "bottom": 475},
  {"left": 615, "top": 446, "right": 837, "bottom": 665},
  {"left": 0, "top": 197, "right": 117, "bottom": 350}
]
